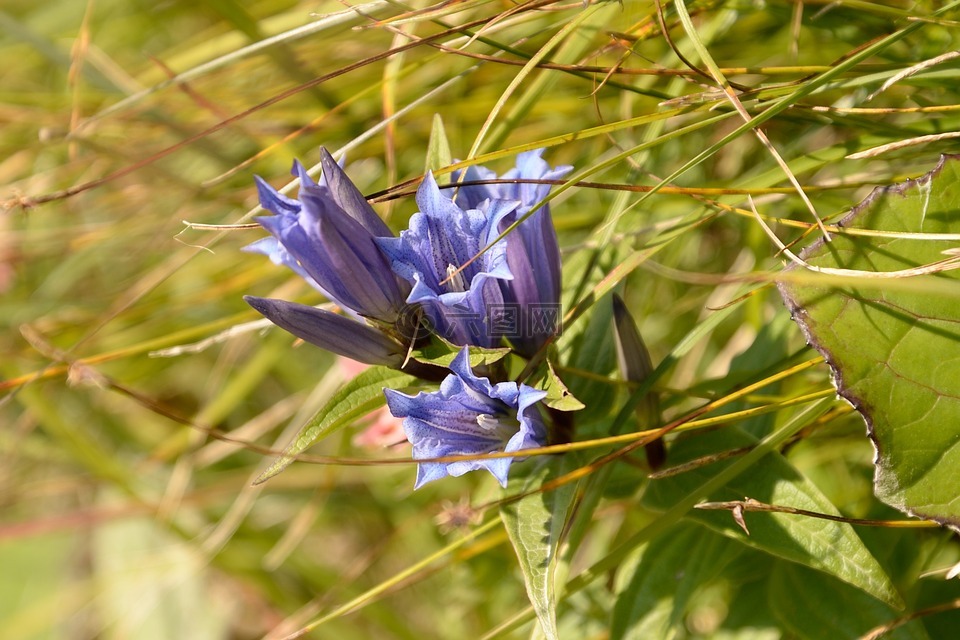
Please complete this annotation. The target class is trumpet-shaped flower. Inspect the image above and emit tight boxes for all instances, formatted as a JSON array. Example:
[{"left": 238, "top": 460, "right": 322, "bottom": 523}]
[
  {"left": 245, "top": 149, "right": 409, "bottom": 323},
  {"left": 376, "top": 173, "right": 518, "bottom": 348},
  {"left": 383, "top": 348, "right": 548, "bottom": 488},
  {"left": 448, "top": 149, "right": 572, "bottom": 356},
  {"left": 244, "top": 296, "right": 406, "bottom": 367}
]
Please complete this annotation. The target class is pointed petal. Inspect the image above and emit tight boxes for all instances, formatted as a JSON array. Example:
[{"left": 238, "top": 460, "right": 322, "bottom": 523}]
[
  {"left": 477, "top": 199, "right": 518, "bottom": 282},
  {"left": 244, "top": 296, "right": 404, "bottom": 366},
  {"left": 313, "top": 210, "right": 407, "bottom": 320},
  {"left": 255, "top": 175, "right": 301, "bottom": 215},
  {"left": 482, "top": 457, "right": 513, "bottom": 488},
  {"left": 501, "top": 149, "right": 573, "bottom": 208},
  {"left": 445, "top": 164, "right": 497, "bottom": 210},
  {"left": 376, "top": 218, "right": 443, "bottom": 292},
  {"left": 413, "top": 462, "right": 449, "bottom": 489},
  {"left": 383, "top": 387, "right": 417, "bottom": 418},
  {"left": 242, "top": 236, "right": 317, "bottom": 286},
  {"left": 290, "top": 159, "right": 318, "bottom": 189},
  {"left": 319, "top": 148, "right": 393, "bottom": 237},
  {"left": 259, "top": 192, "right": 407, "bottom": 321},
  {"left": 416, "top": 172, "right": 469, "bottom": 223}
]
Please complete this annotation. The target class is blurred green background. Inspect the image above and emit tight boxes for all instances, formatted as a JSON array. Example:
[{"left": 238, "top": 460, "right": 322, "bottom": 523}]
[{"left": 3, "top": 0, "right": 960, "bottom": 638}]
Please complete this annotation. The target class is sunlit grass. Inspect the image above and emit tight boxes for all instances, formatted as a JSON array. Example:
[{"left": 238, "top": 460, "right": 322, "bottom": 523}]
[{"left": 3, "top": 0, "right": 960, "bottom": 638}]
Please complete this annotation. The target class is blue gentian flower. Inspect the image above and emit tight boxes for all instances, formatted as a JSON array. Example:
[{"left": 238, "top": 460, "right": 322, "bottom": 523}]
[
  {"left": 448, "top": 149, "right": 572, "bottom": 356},
  {"left": 376, "top": 173, "right": 518, "bottom": 348},
  {"left": 383, "top": 348, "right": 548, "bottom": 488},
  {"left": 245, "top": 148, "right": 410, "bottom": 323}
]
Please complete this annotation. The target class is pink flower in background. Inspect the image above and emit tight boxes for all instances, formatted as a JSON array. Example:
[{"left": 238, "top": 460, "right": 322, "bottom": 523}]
[
  {"left": 338, "top": 358, "right": 408, "bottom": 450},
  {"left": 352, "top": 411, "right": 408, "bottom": 449}
]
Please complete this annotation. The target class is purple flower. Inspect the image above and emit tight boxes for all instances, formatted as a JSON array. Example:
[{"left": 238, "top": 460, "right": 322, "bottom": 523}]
[
  {"left": 384, "top": 348, "right": 548, "bottom": 488},
  {"left": 375, "top": 173, "right": 518, "bottom": 348},
  {"left": 244, "top": 296, "right": 405, "bottom": 367},
  {"left": 448, "top": 149, "right": 572, "bottom": 356},
  {"left": 245, "top": 148, "right": 410, "bottom": 323}
]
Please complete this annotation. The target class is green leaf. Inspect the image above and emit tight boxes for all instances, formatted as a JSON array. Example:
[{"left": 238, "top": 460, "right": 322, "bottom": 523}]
[
  {"left": 778, "top": 154, "right": 960, "bottom": 526},
  {"left": 643, "top": 427, "right": 904, "bottom": 609},
  {"left": 425, "top": 113, "right": 452, "bottom": 173},
  {"left": 611, "top": 523, "right": 744, "bottom": 640},
  {"left": 489, "top": 400, "right": 832, "bottom": 639},
  {"left": 254, "top": 367, "right": 417, "bottom": 484},
  {"left": 533, "top": 360, "right": 585, "bottom": 412},
  {"left": 500, "top": 456, "right": 578, "bottom": 640},
  {"left": 560, "top": 290, "right": 618, "bottom": 428},
  {"left": 410, "top": 336, "right": 510, "bottom": 368},
  {"left": 612, "top": 293, "right": 663, "bottom": 466},
  {"left": 768, "top": 562, "right": 929, "bottom": 640}
]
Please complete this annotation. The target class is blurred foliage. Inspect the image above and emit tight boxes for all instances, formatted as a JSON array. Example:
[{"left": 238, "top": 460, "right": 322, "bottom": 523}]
[{"left": 3, "top": 0, "right": 960, "bottom": 638}]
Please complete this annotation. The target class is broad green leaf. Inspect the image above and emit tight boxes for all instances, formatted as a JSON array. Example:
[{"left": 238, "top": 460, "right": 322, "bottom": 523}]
[
  {"left": 533, "top": 360, "right": 585, "bottom": 412},
  {"left": 778, "top": 154, "right": 960, "bottom": 526},
  {"left": 410, "top": 336, "right": 510, "bottom": 368},
  {"left": 486, "top": 400, "right": 832, "bottom": 639},
  {"left": 768, "top": 562, "right": 929, "bottom": 640},
  {"left": 715, "top": 561, "right": 784, "bottom": 640},
  {"left": 500, "top": 456, "right": 578, "bottom": 640},
  {"left": 643, "top": 427, "right": 904, "bottom": 608},
  {"left": 560, "top": 289, "right": 618, "bottom": 430},
  {"left": 425, "top": 113, "right": 452, "bottom": 173},
  {"left": 611, "top": 523, "right": 743, "bottom": 640},
  {"left": 254, "top": 367, "right": 416, "bottom": 484}
]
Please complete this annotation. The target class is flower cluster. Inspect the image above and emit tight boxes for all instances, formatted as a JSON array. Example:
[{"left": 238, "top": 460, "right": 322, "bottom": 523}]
[{"left": 246, "top": 148, "right": 570, "bottom": 487}]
